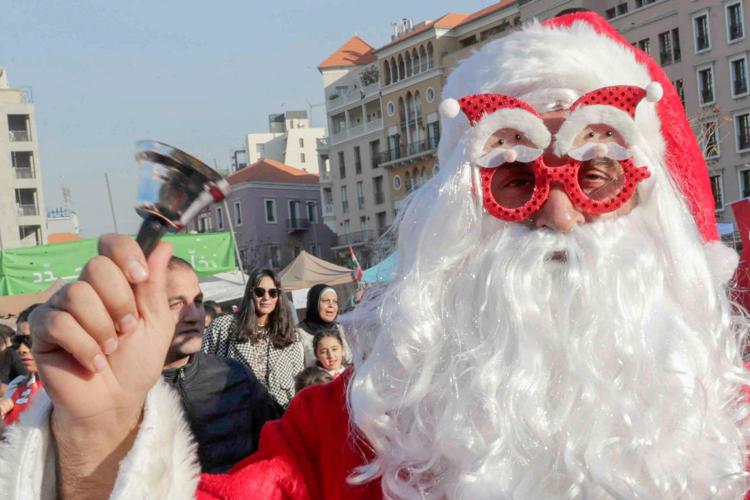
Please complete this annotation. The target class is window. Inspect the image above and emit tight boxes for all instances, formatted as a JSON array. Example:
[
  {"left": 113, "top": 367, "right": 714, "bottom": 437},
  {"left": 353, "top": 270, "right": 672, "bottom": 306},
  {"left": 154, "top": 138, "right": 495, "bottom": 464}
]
[
  {"left": 341, "top": 186, "right": 349, "bottom": 213},
  {"left": 393, "top": 175, "right": 402, "bottom": 190},
  {"left": 605, "top": 7, "right": 616, "bottom": 20},
  {"left": 11, "top": 151, "right": 35, "bottom": 178},
  {"left": 673, "top": 79, "right": 685, "bottom": 108},
  {"left": 216, "top": 207, "right": 224, "bottom": 230},
  {"left": 373, "top": 176, "right": 385, "bottom": 205},
  {"left": 710, "top": 174, "right": 725, "bottom": 211},
  {"left": 636, "top": 38, "right": 650, "bottom": 55},
  {"left": 343, "top": 219, "right": 351, "bottom": 234},
  {"left": 300, "top": 153, "right": 306, "bottom": 163},
  {"left": 306, "top": 201, "right": 317, "bottom": 223},
  {"left": 635, "top": 0, "right": 655, "bottom": 7},
  {"left": 268, "top": 244, "right": 281, "bottom": 268},
  {"left": 741, "top": 169, "right": 750, "bottom": 198},
  {"left": 730, "top": 55, "right": 749, "bottom": 97},
  {"left": 426, "top": 87, "right": 435, "bottom": 103},
  {"left": 356, "top": 181, "right": 365, "bottom": 209},
  {"left": 735, "top": 112, "right": 750, "bottom": 151},
  {"left": 310, "top": 244, "right": 318, "bottom": 257},
  {"left": 427, "top": 121, "right": 440, "bottom": 149},
  {"left": 299, "top": 138, "right": 304, "bottom": 148},
  {"left": 370, "top": 139, "right": 381, "bottom": 169},
  {"left": 264, "top": 199, "right": 277, "bottom": 223},
  {"left": 658, "top": 29, "right": 680, "bottom": 66},
  {"left": 702, "top": 121, "right": 720, "bottom": 158},
  {"left": 617, "top": 2, "right": 628, "bottom": 16},
  {"left": 727, "top": 2, "right": 745, "bottom": 42},
  {"left": 354, "top": 146, "right": 362, "bottom": 174},
  {"left": 693, "top": 13, "right": 711, "bottom": 52},
  {"left": 697, "top": 65, "right": 715, "bottom": 105},
  {"left": 360, "top": 216, "right": 367, "bottom": 232},
  {"left": 288, "top": 200, "right": 301, "bottom": 224},
  {"left": 239, "top": 248, "right": 247, "bottom": 264},
  {"left": 234, "top": 201, "right": 242, "bottom": 226},
  {"left": 338, "top": 151, "right": 346, "bottom": 179},
  {"left": 376, "top": 211, "right": 387, "bottom": 235},
  {"left": 7, "top": 114, "right": 31, "bottom": 142},
  {"left": 388, "top": 134, "right": 400, "bottom": 160},
  {"left": 387, "top": 101, "right": 396, "bottom": 117}
]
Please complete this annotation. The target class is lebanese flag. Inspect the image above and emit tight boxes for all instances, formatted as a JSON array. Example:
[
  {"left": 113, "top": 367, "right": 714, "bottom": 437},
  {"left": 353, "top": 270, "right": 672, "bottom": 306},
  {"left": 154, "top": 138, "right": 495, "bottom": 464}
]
[{"left": 349, "top": 245, "right": 363, "bottom": 282}]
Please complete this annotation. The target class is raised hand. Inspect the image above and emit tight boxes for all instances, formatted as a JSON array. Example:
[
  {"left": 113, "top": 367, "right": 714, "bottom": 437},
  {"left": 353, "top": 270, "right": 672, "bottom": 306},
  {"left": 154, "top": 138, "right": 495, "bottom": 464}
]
[{"left": 29, "top": 234, "right": 175, "bottom": 498}]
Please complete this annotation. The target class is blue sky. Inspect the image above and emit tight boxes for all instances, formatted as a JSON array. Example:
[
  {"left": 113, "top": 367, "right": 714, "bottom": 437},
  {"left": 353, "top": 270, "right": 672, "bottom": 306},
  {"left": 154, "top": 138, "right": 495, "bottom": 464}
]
[{"left": 2, "top": 0, "right": 493, "bottom": 237}]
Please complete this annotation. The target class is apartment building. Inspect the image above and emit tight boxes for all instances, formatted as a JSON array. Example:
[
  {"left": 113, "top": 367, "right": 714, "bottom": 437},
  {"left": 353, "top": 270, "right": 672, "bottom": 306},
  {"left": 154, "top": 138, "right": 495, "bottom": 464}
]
[
  {"left": 0, "top": 68, "right": 47, "bottom": 249},
  {"left": 189, "top": 158, "right": 336, "bottom": 271},
  {"left": 245, "top": 110, "right": 325, "bottom": 174},
  {"left": 318, "top": 36, "right": 386, "bottom": 267}
]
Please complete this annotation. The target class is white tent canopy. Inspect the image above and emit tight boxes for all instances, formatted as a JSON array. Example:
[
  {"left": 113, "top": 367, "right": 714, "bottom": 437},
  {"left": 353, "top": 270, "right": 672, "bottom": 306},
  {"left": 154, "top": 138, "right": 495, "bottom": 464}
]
[
  {"left": 199, "top": 269, "right": 248, "bottom": 303},
  {"left": 278, "top": 251, "right": 354, "bottom": 290}
]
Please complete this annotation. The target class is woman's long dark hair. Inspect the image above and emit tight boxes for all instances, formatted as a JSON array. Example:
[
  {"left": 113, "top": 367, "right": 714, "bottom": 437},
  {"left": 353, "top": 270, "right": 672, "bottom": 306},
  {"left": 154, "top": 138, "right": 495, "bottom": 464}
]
[{"left": 235, "top": 268, "right": 295, "bottom": 348}]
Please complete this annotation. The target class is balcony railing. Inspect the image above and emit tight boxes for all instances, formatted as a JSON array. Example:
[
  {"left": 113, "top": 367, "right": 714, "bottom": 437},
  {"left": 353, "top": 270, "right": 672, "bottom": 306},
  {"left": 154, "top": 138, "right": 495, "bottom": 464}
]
[
  {"left": 734, "top": 79, "right": 748, "bottom": 95},
  {"left": 9, "top": 130, "right": 30, "bottom": 142},
  {"left": 17, "top": 204, "right": 39, "bottom": 216},
  {"left": 730, "top": 24, "right": 744, "bottom": 41},
  {"left": 13, "top": 167, "right": 34, "bottom": 179},
  {"left": 375, "top": 138, "right": 439, "bottom": 167},
  {"left": 374, "top": 191, "right": 385, "bottom": 205},
  {"left": 286, "top": 218, "right": 311, "bottom": 232},
  {"left": 701, "top": 89, "right": 714, "bottom": 104},
  {"left": 337, "top": 230, "right": 376, "bottom": 247},
  {"left": 696, "top": 35, "right": 709, "bottom": 51}
]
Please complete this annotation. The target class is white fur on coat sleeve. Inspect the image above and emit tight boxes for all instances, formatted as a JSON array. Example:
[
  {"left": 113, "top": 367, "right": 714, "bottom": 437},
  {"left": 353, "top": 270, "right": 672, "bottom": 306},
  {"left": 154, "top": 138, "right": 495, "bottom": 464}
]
[{"left": 0, "top": 379, "right": 200, "bottom": 500}]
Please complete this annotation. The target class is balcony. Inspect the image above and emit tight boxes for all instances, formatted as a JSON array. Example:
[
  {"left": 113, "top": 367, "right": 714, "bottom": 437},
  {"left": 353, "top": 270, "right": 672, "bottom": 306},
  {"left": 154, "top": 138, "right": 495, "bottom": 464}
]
[
  {"left": 286, "top": 218, "right": 311, "bottom": 233},
  {"left": 9, "top": 130, "right": 30, "bottom": 142},
  {"left": 336, "top": 230, "right": 377, "bottom": 247},
  {"left": 329, "top": 118, "right": 384, "bottom": 145},
  {"left": 17, "top": 203, "right": 39, "bottom": 216},
  {"left": 13, "top": 167, "right": 34, "bottom": 179},
  {"left": 377, "top": 139, "right": 439, "bottom": 168}
]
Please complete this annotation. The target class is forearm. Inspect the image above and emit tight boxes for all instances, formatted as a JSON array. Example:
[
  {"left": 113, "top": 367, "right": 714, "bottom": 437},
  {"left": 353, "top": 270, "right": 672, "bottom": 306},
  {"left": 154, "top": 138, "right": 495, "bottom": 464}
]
[{"left": 52, "top": 406, "right": 143, "bottom": 500}]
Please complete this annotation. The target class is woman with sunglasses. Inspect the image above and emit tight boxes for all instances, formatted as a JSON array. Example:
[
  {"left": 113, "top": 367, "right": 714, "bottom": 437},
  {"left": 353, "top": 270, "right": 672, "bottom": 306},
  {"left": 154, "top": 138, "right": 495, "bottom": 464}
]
[
  {"left": 1, "top": 335, "right": 45, "bottom": 425},
  {"left": 202, "top": 269, "right": 302, "bottom": 408}
]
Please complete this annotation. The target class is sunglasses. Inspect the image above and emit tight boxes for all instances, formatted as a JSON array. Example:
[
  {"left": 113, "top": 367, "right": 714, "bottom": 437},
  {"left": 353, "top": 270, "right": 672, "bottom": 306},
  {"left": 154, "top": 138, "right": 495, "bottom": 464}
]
[{"left": 253, "top": 287, "right": 280, "bottom": 299}]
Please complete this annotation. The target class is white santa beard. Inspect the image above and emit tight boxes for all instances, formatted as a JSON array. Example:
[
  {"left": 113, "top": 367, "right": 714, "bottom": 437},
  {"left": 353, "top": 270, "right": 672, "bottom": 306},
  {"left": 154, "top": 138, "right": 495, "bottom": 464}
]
[{"left": 348, "top": 174, "right": 750, "bottom": 499}]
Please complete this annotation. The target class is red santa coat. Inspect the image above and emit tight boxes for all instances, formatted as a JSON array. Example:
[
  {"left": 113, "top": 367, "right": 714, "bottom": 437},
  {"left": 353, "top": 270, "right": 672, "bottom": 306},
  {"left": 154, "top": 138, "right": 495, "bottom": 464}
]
[{"left": 198, "top": 370, "right": 380, "bottom": 499}]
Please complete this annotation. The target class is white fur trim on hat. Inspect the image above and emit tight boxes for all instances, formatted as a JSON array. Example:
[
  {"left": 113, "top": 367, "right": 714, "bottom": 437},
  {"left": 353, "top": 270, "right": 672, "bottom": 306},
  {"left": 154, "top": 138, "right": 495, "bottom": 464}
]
[
  {"left": 468, "top": 107, "right": 551, "bottom": 158},
  {"left": 704, "top": 240, "right": 739, "bottom": 286},
  {"left": 553, "top": 105, "right": 641, "bottom": 157},
  {"left": 439, "top": 98, "right": 461, "bottom": 119}
]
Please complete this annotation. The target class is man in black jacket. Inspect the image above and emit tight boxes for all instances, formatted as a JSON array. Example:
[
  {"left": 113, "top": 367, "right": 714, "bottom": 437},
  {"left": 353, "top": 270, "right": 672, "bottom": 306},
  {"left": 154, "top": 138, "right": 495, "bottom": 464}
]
[{"left": 161, "top": 257, "right": 282, "bottom": 473}]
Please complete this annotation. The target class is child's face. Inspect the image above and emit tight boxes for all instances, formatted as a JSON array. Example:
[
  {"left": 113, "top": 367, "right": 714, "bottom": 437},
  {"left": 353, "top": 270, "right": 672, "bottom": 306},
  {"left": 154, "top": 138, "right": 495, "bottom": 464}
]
[{"left": 315, "top": 336, "right": 342, "bottom": 371}]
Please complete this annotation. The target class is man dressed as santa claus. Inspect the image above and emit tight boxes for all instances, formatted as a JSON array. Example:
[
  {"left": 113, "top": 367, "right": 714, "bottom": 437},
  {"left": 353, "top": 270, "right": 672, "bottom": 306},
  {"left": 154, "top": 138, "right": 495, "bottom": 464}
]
[{"left": 3, "top": 10, "right": 750, "bottom": 500}]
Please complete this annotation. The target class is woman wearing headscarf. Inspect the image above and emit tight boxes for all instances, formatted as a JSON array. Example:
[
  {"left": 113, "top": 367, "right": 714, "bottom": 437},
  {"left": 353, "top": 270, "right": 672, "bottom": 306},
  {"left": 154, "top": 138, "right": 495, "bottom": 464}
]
[{"left": 296, "top": 284, "right": 352, "bottom": 368}]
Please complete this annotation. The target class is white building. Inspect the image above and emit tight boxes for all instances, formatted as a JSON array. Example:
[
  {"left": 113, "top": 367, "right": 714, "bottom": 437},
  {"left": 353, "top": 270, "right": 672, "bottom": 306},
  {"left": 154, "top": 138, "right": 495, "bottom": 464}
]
[
  {"left": 245, "top": 111, "right": 325, "bottom": 174},
  {"left": 0, "top": 68, "right": 47, "bottom": 249}
]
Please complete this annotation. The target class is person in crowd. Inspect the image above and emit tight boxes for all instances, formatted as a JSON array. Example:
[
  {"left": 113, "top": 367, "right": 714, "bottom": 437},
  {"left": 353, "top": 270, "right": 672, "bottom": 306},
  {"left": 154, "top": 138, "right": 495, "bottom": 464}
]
[
  {"left": 294, "top": 366, "right": 333, "bottom": 393},
  {"left": 297, "top": 284, "right": 352, "bottom": 367},
  {"left": 1, "top": 335, "right": 43, "bottom": 425},
  {"left": 0, "top": 325, "right": 27, "bottom": 395},
  {"left": 160, "top": 257, "right": 283, "bottom": 473},
  {"left": 14, "top": 303, "right": 40, "bottom": 336},
  {"left": 204, "top": 306, "right": 217, "bottom": 328},
  {"left": 7, "top": 10, "right": 750, "bottom": 499},
  {"left": 204, "top": 300, "right": 222, "bottom": 316},
  {"left": 313, "top": 330, "right": 348, "bottom": 378},
  {"left": 203, "top": 268, "right": 303, "bottom": 408}
]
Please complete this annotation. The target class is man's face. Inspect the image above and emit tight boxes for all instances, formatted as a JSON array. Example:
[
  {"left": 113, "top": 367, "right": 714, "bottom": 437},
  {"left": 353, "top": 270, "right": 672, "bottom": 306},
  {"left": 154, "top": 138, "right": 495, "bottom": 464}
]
[
  {"left": 166, "top": 266, "right": 205, "bottom": 362},
  {"left": 483, "top": 110, "right": 637, "bottom": 234}
]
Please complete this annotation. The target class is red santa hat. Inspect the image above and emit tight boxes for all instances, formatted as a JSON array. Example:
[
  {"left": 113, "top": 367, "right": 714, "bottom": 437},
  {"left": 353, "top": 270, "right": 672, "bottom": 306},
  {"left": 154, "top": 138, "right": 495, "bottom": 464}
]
[{"left": 439, "top": 11, "right": 720, "bottom": 246}]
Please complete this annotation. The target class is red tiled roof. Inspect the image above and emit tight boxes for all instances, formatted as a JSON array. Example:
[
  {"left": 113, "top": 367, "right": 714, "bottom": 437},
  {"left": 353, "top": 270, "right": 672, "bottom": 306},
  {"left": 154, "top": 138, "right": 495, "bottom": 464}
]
[
  {"left": 228, "top": 158, "right": 320, "bottom": 186},
  {"left": 48, "top": 232, "right": 82, "bottom": 244},
  {"left": 378, "top": 13, "right": 469, "bottom": 51},
  {"left": 318, "top": 36, "right": 377, "bottom": 70},
  {"left": 458, "top": 0, "right": 517, "bottom": 27}
]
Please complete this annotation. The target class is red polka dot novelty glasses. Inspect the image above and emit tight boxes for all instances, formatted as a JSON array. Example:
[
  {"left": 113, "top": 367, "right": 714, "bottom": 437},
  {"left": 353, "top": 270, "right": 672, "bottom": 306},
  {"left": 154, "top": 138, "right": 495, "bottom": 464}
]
[{"left": 452, "top": 85, "right": 657, "bottom": 222}]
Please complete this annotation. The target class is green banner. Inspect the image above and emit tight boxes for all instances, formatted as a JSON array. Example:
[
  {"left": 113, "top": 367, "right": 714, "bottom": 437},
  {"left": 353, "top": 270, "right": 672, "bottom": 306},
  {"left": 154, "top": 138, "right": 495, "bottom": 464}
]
[{"left": 0, "top": 232, "right": 237, "bottom": 296}]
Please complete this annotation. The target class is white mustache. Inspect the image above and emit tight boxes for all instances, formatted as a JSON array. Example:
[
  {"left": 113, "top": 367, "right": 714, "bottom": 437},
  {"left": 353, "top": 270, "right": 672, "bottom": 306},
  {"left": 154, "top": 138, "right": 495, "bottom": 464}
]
[
  {"left": 475, "top": 145, "right": 544, "bottom": 168},
  {"left": 566, "top": 141, "right": 631, "bottom": 161}
]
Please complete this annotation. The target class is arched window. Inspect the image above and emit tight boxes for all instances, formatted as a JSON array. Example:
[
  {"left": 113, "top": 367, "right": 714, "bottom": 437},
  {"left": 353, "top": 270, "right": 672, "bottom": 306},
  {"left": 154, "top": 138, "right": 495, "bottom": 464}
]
[
  {"left": 390, "top": 58, "right": 398, "bottom": 82},
  {"left": 427, "top": 42, "right": 434, "bottom": 69},
  {"left": 397, "top": 54, "right": 405, "bottom": 80},
  {"left": 398, "top": 96, "right": 407, "bottom": 128},
  {"left": 413, "top": 91, "right": 422, "bottom": 119},
  {"left": 405, "top": 51, "right": 412, "bottom": 78},
  {"left": 412, "top": 48, "right": 420, "bottom": 74},
  {"left": 383, "top": 61, "right": 391, "bottom": 85},
  {"left": 419, "top": 45, "right": 428, "bottom": 72}
]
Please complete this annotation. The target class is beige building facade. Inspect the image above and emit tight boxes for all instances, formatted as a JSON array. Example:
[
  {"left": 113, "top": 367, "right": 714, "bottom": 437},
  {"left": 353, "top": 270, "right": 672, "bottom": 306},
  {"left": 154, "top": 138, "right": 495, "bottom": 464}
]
[
  {"left": 0, "top": 68, "right": 47, "bottom": 249},
  {"left": 245, "top": 111, "right": 325, "bottom": 174}
]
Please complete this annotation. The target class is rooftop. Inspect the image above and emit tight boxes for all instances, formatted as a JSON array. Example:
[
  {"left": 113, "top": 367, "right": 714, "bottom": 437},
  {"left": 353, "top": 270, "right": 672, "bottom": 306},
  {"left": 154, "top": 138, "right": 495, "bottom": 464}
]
[
  {"left": 228, "top": 158, "right": 320, "bottom": 186},
  {"left": 318, "top": 36, "right": 377, "bottom": 70}
]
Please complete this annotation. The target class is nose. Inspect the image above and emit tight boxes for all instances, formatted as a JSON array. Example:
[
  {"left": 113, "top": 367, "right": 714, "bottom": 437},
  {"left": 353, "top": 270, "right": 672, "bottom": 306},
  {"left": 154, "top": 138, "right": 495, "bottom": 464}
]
[{"left": 534, "top": 185, "right": 585, "bottom": 233}]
